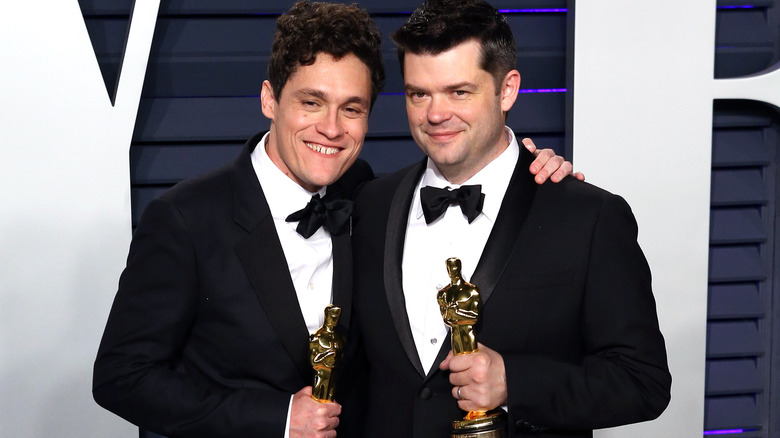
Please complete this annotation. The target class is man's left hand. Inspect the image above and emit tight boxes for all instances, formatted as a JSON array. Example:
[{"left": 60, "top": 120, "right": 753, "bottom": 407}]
[
  {"left": 524, "top": 137, "right": 585, "bottom": 184},
  {"left": 439, "top": 343, "right": 508, "bottom": 412}
]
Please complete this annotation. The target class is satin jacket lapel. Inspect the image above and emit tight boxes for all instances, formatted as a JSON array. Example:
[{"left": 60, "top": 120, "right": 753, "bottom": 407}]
[
  {"left": 231, "top": 135, "right": 312, "bottom": 383},
  {"left": 331, "top": 232, "right": 352, "bottom": 333},
  {"left": 470, "top": 145, "right": 538, "bottom": 305},
  {"left": 384, "top": 160, "right": 428, "bottom": 378}
]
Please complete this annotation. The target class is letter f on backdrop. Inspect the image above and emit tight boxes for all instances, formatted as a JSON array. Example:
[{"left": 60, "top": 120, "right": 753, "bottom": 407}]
[{"left": 570, "top": 1, "right": 780, "bottom": 438}]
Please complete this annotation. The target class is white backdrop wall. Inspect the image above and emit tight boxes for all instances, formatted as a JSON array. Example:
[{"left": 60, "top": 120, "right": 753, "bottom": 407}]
[
  {"left": 0, "top": 1, "right": 159, "bottom": 437},
  {"left": 2, "top": 1, "right": 776, "bottom": 437},
  {"left": 573, "top": 1, "right": 780, "bottom": 437}
]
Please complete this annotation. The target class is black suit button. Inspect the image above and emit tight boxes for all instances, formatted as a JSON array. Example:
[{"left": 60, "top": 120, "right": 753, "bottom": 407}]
[
  {"left": 420, "top": 388, "right": 432, "bottom": 400},
  {"left": 515, "top": 420, "right": 532, "bottom": 431}
]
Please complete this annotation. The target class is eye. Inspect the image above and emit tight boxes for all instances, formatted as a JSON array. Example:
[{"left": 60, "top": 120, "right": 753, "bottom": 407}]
[
  {"left": 342, "top": 106, "right": 366, "bottom": 118},
  {"left": 408, "top": 91, "right": 427, "bottom": 101},
  {"left": 453, "top": 90, "right": 468, "bottom": 97}
]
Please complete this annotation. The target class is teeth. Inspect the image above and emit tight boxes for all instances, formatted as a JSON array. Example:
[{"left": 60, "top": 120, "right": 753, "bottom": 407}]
[{"left": 305, "top": 142, "right": 339, "bottom": 155}]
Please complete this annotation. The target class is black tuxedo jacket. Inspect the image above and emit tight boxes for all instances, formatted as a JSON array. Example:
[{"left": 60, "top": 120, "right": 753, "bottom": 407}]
[
  {"left": 348, "top": 146, "right": 671, "bottom": 437},
  {"left": 93, "top": 132, "right": 372, "bottom": 437}
]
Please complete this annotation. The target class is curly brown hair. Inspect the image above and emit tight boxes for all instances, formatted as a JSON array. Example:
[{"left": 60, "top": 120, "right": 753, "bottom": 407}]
[{"left": 268, "top": 1, "right": 385, "bottom": 109}]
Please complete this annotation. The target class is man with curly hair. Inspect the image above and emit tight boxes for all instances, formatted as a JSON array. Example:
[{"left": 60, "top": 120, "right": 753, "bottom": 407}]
[{"left": 93, "top": 2, "right": 383, "bottom": 437}]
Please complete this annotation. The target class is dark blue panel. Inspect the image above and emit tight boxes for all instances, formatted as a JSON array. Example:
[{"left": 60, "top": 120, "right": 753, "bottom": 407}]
[
  {"left": 359, "top": 137, "right": 425, "bottom": 174},
  {"left": 713, "top": 101, "right": 776, "bottom": 129},
  {"left": 131, "top": 143, "right": 244, "bottom": 185},
  {"left": 708, "top": 245, "right": 765, "bottom": 283},
  {"left": 715, "top": 50, "right": 777, "bottom": 79},
  {"left": 78, "top": 0, "right": 133, "bottom": 15},
  {"left": 133, "top": 97, "right": 267, "bottom": 142},
  {"left": 710, "top": 169, "right": 767, "bottom": 206},
  {"left": 706, "top": 320, "right": 763, "bottom": 358},
  {"left": 149, "top": 0, "right": 567, "bottom": 15},
  {"left": 710, "top": 207, "right": 766, "bottom": 244},
  {"left": 716, "top": 9, "right": 771, "bottom": 46},
  {"left": 150, "top": 17, "right": 276, "bottom": 56},
  {"left": 81, "top": 13, "right": 130, "bottom": 103},
  {"left": 132, "top": 187, "right": 170, "bottom": 228},
  {"left": 704, "top": 395, "right": 762, "bottom": 431},
  {"left": 708, "top": 283, "right": 764, "bottom": 319},
  {"left": 712, "top": 130, "right": 769, "bottom": 167},
  {"left": 706, "top": 358, "right": 762, "bottom": 395}
]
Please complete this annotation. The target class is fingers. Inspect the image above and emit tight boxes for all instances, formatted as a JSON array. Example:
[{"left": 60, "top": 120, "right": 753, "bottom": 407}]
[
  {"left": 521, "top": 137, "right": 538, "bottom": 154},
  {"left": 439, "top": 350, "right": 454, "bottom": 370},
  {"left": 523, "top": 137, "right": 579, "bottom": 184},
  {"left": 290, "top": 387, "right": 341, "bottom": 438},
  {"left": 548, "top": 160, "right": 572, "bottom": 183},
  {"left": 445, "top": 344, "right": 507, "bottom": 411}
]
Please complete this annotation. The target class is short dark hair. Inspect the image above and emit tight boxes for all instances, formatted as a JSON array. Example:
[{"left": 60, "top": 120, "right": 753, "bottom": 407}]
[
  {"left": 392, "top": 0, "right": 516, "bottom": 91},
  {"left": 268, "top": 1, "right": 385, "bottom": 108}
]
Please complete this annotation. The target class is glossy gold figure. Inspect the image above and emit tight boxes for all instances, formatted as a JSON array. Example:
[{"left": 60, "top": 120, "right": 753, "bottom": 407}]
[
  {"left": 309, "top": 305, "right": 343, "bottom": 403},
  {"left": 437, "top": 258, "right": 480, "bottom": 354},
  {"left": 438, "top": 258, "right": 506, "bottom": 437}
]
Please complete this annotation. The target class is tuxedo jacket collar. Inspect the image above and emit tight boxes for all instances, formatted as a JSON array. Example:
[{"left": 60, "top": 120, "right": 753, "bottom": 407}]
[
  {"left": 232, "top": 132, "right": 353, "bottom": 383},
  {"left": 383, "top": 147, "right": 538, "bottom": 378}
]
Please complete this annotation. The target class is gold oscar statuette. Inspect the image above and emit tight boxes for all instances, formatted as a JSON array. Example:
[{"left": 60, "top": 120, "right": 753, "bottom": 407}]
[
  {"left": 309, "top": 304, "right": 343, "bottom": 403},
  {"left": 438, "top": 257, "right": 507, "bottom": 438}
]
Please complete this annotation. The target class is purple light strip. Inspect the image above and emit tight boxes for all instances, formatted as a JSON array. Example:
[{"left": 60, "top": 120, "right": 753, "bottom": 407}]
[
  {"left": 717, "top": 5, "right": 756, "bottom": 9},
  {"left": 380, "top": 89, "right": 567, "bottom": 96},
  {"left": 703, "top": 430, "right": 744, "bottom": 435},
  {"left": 499, "top": 8, "right": 568, "bottom": 13},
  {"left": 518, "top": 88, "right": 567, "bottom": 94}
]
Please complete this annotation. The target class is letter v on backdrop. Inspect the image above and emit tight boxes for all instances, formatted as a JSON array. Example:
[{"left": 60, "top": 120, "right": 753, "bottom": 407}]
[
  {"left": 570, "top": 1, "right": 780, "bottom": 437},
  {"left": 0, "top": 1, "right": 159, "bottom": 437}
]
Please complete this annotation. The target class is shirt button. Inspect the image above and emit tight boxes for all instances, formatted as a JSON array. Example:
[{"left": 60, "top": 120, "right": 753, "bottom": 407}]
[
  {"left": 309, "top": 282, "right": 315, "bottom": 290},
  {"left": 430, "top": 338, "right": 438, "bottom": 345}
]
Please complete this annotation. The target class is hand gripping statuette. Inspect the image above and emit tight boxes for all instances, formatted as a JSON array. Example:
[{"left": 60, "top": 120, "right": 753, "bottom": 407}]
[
  {"left": 438, "top": 258, "right": 507, "bottom": 437},
  {"left": 309, "top": 305, "right": 344, "bottom": 403}
]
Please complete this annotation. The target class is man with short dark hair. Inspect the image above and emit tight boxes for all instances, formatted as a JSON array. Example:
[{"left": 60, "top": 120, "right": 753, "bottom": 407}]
[{"left": 350, "top": 1, "right": 672, "bottom": 436}]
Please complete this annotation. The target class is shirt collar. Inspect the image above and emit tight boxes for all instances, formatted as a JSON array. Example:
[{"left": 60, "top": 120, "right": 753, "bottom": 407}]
[
  {"left": 250, "top": 132, "right": 327, "bottom": 222},
  {"left": 414, "top": 127, "right": 520, "bottom": 223}
]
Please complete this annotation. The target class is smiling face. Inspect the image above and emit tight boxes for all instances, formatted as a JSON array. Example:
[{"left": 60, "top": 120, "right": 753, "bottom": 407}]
[
  {"left": 403, "top": 40, "right": 520, "bottom": 184},
  {"left": 261, "top": 52, "right": 372, "bottom": 192}
]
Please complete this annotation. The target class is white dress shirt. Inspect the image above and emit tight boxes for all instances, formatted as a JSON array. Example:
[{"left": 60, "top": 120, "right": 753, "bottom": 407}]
[
  {"left": 401, "top": 127, "right": 520, "bottom": 374},
  {"left": 250, "top": 132, "right": 335, "bottom": 436}
]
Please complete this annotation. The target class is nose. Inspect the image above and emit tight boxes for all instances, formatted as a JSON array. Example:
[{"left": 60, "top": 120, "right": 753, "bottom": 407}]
[
  {"left": 427, "top": 95, "right": 452, "bottom": 125},
  {"left": 315, "top": 108, "right": 344, "bottom": 139}
]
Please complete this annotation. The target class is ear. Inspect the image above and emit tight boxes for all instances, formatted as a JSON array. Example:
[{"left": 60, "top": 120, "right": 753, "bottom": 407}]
[
  {"left": 499, "top": 70, "right": 521, "bottom": 112},
  {"left": 261, "top": 80, "right": 276, "bottom": 120}
]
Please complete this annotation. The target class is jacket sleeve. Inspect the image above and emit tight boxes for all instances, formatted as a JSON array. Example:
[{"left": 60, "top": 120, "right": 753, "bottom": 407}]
[
  {"left": 92, "top": 197, "right": 290, "bottom": 438},
  {"left": 502, "top": 193, "right": 671, "bottom": 433}
]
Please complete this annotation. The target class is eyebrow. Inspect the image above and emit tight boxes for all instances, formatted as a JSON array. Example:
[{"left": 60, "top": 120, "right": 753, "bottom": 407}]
[
  {"left": 405, "top": 82, "right": 477, "bottom": 93},
  {"left": 295, "top": 88, "right": 369, "bottom": 108}
]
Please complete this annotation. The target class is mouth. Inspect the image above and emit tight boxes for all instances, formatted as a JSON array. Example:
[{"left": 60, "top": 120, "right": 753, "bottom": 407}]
[
  {"left": 305, "top": 141, "right": 341, "bottom": 155},
  {"left": 426, "top": 131, "right": 460, "bottom": 142}
]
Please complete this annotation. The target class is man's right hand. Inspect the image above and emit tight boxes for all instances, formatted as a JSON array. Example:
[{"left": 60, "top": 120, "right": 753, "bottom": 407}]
[{"left": 290, "top": 386, "right": 341, "bottom": 438}]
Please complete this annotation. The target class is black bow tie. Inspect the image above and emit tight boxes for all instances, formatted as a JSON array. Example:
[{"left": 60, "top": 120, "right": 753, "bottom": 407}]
[
  {"left": 419, "top": 185, "right": 484, "bottom": 224},
  {"left": 286, "top": 193, "right": 353, "bottom": 238}
]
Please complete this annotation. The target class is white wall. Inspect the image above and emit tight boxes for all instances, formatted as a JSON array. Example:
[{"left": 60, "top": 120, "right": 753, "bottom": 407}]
[
  {"left": 0, "top": 1, "right": 159, "bottom": 437},
  {"left": 573, "top": 1, "right": 780, "bottom": 437}
]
